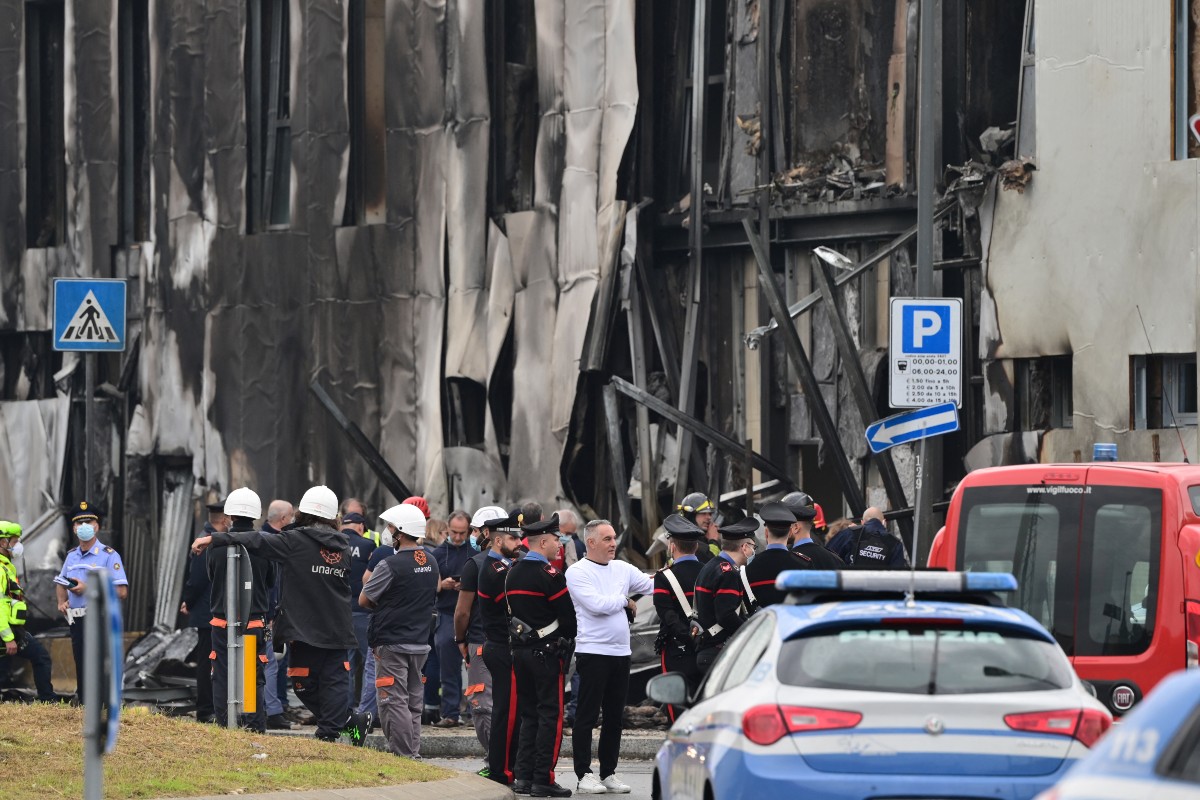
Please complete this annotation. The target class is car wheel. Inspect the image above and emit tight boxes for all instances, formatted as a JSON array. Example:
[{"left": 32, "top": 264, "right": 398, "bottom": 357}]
[{"left": 704, "top": 781, "right": 715, "bottom": 800}]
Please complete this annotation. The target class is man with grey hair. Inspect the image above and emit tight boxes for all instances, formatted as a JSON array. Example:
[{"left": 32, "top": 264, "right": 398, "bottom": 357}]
[
  {"left": 556, "top": 509, "right": 585, "bottom": 567},
  {"left": 262, "top": 499, "right": 294, "bottom": 729},
  {"left": 564, "top": 520, "right": 654, "bottom": 794}
]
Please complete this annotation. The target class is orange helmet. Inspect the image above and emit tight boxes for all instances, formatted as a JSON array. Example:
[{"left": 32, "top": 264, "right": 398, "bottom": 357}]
[{"left": 402, "top": 496, "right": 431, "bottom": 520}]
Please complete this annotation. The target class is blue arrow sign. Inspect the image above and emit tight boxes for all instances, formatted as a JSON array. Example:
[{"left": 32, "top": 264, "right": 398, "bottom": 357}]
[
  {"left": 53, "top": 279, "right": 127, "bottom": 352},
  {"left": 865, "top": 402, "right": 959, "bottom": 453}
]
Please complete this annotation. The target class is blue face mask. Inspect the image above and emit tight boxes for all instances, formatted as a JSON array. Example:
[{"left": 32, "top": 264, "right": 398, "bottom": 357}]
[
  {"left": 77, "top": 523, "right": 96, "bottom": 542},
  {"left": 557, "top": 534, "right": 572, "bottom": 547},
  {"left": 469, "top": 534, "right": 483, "bottom": 552}
]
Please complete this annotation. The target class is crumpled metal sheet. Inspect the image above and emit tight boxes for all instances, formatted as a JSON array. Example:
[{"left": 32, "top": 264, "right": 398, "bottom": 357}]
[{"left": 0, "top": 398, "right": 70, "bottom": 622}]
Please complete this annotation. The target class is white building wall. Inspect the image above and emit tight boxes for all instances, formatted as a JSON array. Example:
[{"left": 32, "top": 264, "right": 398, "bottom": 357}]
[{"left": 983, "top": 0, "right": 1200, "bottom": 462}]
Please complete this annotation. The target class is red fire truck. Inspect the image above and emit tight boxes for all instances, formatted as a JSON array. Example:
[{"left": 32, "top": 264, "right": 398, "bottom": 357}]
[{"left": 927, "top": 462, "right": 1200, "bottom": 715}]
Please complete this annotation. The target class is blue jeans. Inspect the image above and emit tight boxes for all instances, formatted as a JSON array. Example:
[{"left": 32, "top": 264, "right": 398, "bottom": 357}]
[
  {"left": 423, "top": 625, "right": 441, "bottom": 709},
  {"left": 357, "top": 641, "right": 378, "bottom": 715},
  {"left": 263, "top": 628, "right": 283, "bottom": 716},
  {"left": 434, "top": 613, "right": 463, "bottom": 720}
]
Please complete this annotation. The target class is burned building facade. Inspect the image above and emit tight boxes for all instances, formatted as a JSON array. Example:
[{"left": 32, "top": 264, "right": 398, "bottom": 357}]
[{"left": 3, "top": 0, "right": 1194, "bottom": 631}]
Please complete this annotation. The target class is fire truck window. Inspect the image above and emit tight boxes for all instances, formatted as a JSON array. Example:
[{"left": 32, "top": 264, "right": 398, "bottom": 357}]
[
  {"left": 961, "top": 499, "right": 1061, "bottom": 631},
  {"left": 1189, "top": 485, "right": 1200, "bottom": 516}
]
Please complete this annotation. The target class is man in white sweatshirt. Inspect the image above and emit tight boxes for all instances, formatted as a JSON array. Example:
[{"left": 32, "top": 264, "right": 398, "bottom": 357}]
[{"left": 564, "top": 519, "right": 654, "bottom": 794}]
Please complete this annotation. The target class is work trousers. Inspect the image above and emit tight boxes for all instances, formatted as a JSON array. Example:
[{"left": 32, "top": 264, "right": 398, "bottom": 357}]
[
  {"left": 659, "top": 644, "right": 700, "bottom": 723},
  {"left": 465, "top": 641, "right": 492, "bottom": 750},
  {"left": 433, "top": 614, "right": 463, "bottom": 720},
  {"left": 288, "top": 641, "right": 350, "bottom": 741},
  {"left": 210, "top": 617, "right": 267, "bottom": 732},
  {"left": 193, "top": 626, "right": 214, "bottom": 719},
  {"left": 573, "top": 653, "right": 630, "bottom": 780},
  {"left": 0, "top": 630, "right": 56, "bottom": 701},
  {"left": 349, "top": 612, "right": 371, "bottom": 707},
  {"left": 374, "top": 645, "right": 428, "bottom": 758},
  {"left": 69, "top": 614, "right": 85, "bottom": 703},
  {"left": 513, "top": 644, "right": 567, "bottom": 787},
  {"left": 482, "top": 640, "right": 522, "bottom": 783}
]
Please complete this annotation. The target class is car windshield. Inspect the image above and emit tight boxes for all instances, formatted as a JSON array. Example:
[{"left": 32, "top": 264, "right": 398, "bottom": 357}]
[
  {"left": 956, "top": 484, "right": 1161, "bottom": 657},
  {"left": 777, "top": 625, "right": 1074, "bottom": 695}
]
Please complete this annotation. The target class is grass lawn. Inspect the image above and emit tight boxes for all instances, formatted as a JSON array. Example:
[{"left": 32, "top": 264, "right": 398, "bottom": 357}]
[{"left": 0, "top": 703, "right": 449, "bottom": 799}]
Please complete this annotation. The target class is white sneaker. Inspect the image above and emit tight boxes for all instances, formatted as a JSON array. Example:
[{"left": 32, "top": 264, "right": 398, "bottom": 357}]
[
  {"left": 577, "top": 774, "right": 608, "bottom": 794},
  {"left": 601, "top": 775, "right": 631, "bottom": 794}
]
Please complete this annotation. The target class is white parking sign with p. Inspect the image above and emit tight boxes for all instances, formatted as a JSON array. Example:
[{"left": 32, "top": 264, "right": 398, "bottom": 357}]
[{"left": 890, "top": 297, "right": 962, "bottom": 408}]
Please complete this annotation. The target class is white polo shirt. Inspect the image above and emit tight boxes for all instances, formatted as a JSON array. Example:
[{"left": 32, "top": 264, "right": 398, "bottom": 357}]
[{"left": 565, "top": 557, "right": 654, "bottom": 656}]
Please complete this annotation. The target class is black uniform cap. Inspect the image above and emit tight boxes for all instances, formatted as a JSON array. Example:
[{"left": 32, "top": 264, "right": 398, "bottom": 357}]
[
  {"left": 483, "top": 511, "right": 521, "bottom": 532},
  {"left": 758, "top": 502, "right": 796, "bottom": 527},
  {"left": 521, "top": 512, "right": 560, "bottom": 536},
  {"left": 781, "top": 491, "right": 817, "bottom": 521},
  {"left": 717, "top": 516, "right": 760, "bottom": 540},
  {"left": 205, "top": 499, "right": 227, "bottom": 513},
  {"left": 663, "top": 513, "right": 705, "bottom": 541},
  {"left": 71, "top": 500, "right": 99, "bottom": 523}
]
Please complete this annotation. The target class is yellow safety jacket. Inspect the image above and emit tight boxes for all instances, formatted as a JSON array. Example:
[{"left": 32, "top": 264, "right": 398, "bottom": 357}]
[{"left": 0, "top": 554, "right": 28, "bottom": 643}]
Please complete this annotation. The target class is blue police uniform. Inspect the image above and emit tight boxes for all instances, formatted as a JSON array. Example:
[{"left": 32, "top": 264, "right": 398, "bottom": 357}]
[{"left": 54, "top": 503, "right": 128, "bottom": 703}]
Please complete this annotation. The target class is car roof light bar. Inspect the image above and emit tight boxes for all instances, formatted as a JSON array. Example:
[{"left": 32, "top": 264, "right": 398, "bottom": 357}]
[{"left": 776, "top": 570, "right": 1017, "bottom": 594}]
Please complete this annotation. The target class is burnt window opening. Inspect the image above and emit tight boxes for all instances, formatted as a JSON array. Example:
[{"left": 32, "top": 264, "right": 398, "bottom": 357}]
[
  {"left": 486, "top": 0, "right": 538, "bottom": 216},
  {"left": 487, "top": 323, "right": 516, "bottom": 468},
  {"left": 25, "top": 0, "right": 66, "bottom": 249},
  {"left": 443, "top": 378, "right": 488, "bottom": 449},
  {"left": 119, "top": 0, "right": 151, "bottom": 244},
  {"left": 1133, "top": 354, "right": 1198, "bottom": 429},
  {"left": 0, "top": 332, "right": 62, "bottom": 400},
  {"left": 1175, "top": 0, "right": 1199, "bottom": 159},
  {"left": 1015, "top": 355, "right": 1073, "bottom": 431},
  {"left": 343, "top": 0, "right": 386, "bottom": 226},
  {"left": 677, "top": 0, "right": 727, "bottom": 201},
  {"left": 246, "top": 0, "right": 292, "bottom": 232}
]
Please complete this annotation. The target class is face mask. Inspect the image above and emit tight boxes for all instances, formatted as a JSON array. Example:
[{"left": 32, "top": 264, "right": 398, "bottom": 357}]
[
  {"left": 10, "top": 542, "right": 23, "bottom": 558},
  {"left": 77, "top": 523, "right": 96, "bottom": 541},
  {"left": 469, "top": 534, "right": 483, "bottom": 552},
  {"left": 381, "top": 528, "right": 394, "bottom": 548},
  {"left": 557, "top": 534, "right": 572, "bottom": 547}
]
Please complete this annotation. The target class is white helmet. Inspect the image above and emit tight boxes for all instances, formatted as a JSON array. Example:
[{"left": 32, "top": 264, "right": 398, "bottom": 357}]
[
  {"left": 471, "top": 505, "right": 508, "bottom": 529},
  {"left": 298, "top": 485, "right": 338, "bottom": 520},
  {"left": 379, "top": 503, "right": 427, "bottom": 539},
  {"left": 224, "top": 487, "right": 262, "bottom": 519}
]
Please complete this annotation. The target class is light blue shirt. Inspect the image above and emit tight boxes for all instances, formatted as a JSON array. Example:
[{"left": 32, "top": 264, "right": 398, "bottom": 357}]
[
  {"left": 766, "top": 543, "right": 789, "bottom": 551},
  {"left": 792, "top": 537, "right": 814, "bottom": 548},
  {"left": 718, "top": 552, "right": 737, "bottom": 566},
  {"left": 487, "top": 549, "right": 512, "bottom": 567},
  {"left": 672, "top": 555, "right": 699, "bottom": 563},
  {"left": 522, "top": 550, "right": 549, "bottom": 564},
  {"left": 55, "top": 540, "right": 128, "bottom": 608}
]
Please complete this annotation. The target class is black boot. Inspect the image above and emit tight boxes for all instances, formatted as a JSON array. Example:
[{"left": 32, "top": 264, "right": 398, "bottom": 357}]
[
  {"left": 531, "top": 783, "right": 572, "bottom": 798},
  {"left": 512, "top": 779, "right": 532, "bottom": 795}
]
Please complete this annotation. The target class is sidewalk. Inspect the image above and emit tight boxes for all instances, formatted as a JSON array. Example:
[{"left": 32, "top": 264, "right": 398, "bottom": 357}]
[
  {"left": 170, "top": 772, "right": 510, "bottom": 800},
  {"left": 266, "top": 724, "right": 664, "bottom": 760}
]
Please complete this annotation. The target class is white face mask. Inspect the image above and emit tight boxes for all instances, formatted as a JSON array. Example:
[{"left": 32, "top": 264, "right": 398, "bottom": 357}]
[{"left": 10, "top": 542, "right": 23, "bottom": 558}]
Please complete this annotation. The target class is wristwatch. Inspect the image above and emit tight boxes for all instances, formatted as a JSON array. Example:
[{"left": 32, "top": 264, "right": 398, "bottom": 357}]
[{"left": 454, "top": 637, "right": 466, "bottom": 644}]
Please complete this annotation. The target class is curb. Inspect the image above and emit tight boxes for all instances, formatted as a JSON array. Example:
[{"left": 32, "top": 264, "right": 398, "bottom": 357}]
[
  {"left": 172, "top": 772, "right": 512, "bottom": 800},
  {"left": 265, "top": 728, "right": 662, "bottom": 760}
]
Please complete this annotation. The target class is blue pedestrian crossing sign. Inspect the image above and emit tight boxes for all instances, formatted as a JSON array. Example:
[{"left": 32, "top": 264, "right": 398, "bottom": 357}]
[
  {"left": 53, "top": 279, "right": 127, "bottom": 352},
  {"left": 866, "top": 402, "right": 959, "bottom": 453}
]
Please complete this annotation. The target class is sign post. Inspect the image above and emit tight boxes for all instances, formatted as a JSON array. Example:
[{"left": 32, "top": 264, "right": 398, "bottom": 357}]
[
  {"left": 53, "top": 279, "right": 127, "bottom": 504},
  {"left": 82, "top": 569, "right": 123, "bottom": 800}
]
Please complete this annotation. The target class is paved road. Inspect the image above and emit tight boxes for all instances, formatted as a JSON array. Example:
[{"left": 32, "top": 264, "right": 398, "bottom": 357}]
[{"left": 427, "top": 758, "right": 655, "bottom": 800}]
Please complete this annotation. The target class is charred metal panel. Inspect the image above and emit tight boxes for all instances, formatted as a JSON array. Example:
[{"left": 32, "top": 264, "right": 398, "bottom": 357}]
[{"left": 782, "top": 0, "right": 895, "bottom": 171}]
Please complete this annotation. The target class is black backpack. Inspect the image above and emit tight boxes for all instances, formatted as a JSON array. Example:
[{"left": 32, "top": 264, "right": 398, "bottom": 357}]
[{"left": 846, "top": 525, "right": 903, "bottom": 570}]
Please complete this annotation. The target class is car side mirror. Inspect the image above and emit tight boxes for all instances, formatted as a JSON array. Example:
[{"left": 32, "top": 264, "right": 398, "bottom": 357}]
[{"left": 647, "top": 672, "right": 690, "bottom": 709}]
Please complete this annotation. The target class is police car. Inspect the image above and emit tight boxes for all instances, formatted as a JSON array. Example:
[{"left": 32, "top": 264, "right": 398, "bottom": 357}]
[
  {"left": 1036, "top": 668, "right": 1200, "bottom": 799},
  {"left": 647, "top": 571, "right": 1112, "bottom": 800}
]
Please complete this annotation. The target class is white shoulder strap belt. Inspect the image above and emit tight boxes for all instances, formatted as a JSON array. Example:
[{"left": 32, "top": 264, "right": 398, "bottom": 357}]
[
  {"left": 739, "top": 566, "right": 757, "bottom": 607},
  {"left": 661, "top": 567, "right": 694, "bottom": 618}
]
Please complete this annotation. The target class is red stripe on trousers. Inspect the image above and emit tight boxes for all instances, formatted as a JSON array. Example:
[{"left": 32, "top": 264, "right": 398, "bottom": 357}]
[
  {"left": 662, "top": 650, "right": 675, "bottom": 723},
  {"left": 550, "top": 668, "right": 565, "bottom": 784},
  {"left": 504, "top": 666, "right": 518, "bottom": 784}
]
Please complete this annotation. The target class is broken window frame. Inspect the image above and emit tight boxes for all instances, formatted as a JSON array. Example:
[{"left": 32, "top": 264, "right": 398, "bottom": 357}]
[
  {"left": 25, "top": 0, "right": 66, "bottom": 249},
  {"left": 1015, "top": 355, "right": 1073, "bottom": 431},
  {"left": 0, "top": 332, "right": 61, "bottom": 401},
  {"left": 342, "top": 0, "right": 386, "bottom": 226},
  {"left": 246, "top": 0, "right": 292, "bottom": 233},
  {"left": 1133, "top": 354, "right": 1198, "bottom": 429},
  {"left": 118, "top": 0, "right": 151, "bottom": 244}
]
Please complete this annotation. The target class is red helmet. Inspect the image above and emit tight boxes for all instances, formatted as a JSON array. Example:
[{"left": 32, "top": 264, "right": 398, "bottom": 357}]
[{"left": 403, "top": 496, "right": 431, "bottom": 520}]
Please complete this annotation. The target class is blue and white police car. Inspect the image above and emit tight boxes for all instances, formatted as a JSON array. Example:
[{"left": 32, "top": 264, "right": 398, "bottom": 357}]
[
  {"left": 648, "top": 571, "right": 1112, "bottom": 800},
  {"left": 1037, "top": 668, "right": 1200, "bottom": 799}
]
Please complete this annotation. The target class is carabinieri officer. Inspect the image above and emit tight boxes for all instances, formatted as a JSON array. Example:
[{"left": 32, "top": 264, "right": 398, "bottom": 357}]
[
  {"left": 54, "top": 500, "right": 129, "bottom": 704},
  {"left": 506, "top": 513, "right": 576, "bottom": 798},
  {"left": 652, "top": 514, "right": 706, "bottom": 721},
  {"left": 692, "top": 516, "right": 757, "bottom": 673}
]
